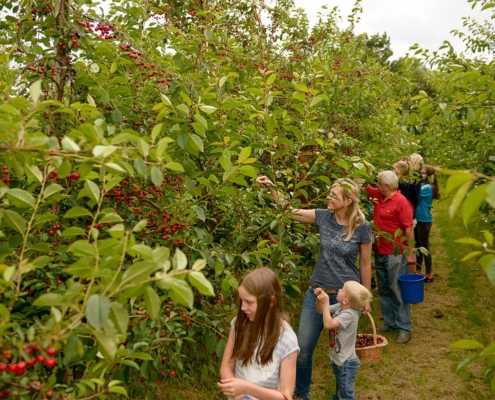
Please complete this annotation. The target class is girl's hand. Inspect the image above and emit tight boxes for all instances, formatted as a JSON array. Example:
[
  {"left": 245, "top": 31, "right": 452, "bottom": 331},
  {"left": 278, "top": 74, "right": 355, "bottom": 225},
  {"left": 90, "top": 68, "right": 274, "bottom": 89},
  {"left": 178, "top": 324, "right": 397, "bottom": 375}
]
[
  {"left": 256, "top": 176, "right": 274, "bottom": 187},
  {"left": 217, "top": 378, "right": 247, "bottom": 399}
]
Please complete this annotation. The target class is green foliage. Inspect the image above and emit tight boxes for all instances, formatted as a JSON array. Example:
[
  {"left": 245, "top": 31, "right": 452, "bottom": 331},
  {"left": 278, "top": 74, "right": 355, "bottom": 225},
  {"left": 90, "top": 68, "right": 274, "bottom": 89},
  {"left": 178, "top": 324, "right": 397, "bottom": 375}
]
[{"left": 0, "top": 0, "right": 418, "bottom": 398}]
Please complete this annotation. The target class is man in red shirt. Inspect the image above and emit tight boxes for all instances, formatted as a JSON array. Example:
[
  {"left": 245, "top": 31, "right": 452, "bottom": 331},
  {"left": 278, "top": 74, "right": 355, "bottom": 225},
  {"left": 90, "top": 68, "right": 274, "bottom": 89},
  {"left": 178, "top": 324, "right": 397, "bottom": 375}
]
[{"left": 365, "top": 171, "right": 416, "bottom": 343}]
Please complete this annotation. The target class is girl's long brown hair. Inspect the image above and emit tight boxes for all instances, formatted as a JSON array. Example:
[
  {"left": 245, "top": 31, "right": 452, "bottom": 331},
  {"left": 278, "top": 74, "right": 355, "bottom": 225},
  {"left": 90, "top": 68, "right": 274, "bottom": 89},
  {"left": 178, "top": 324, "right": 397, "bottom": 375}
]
[
  {"left": 423, "top": 165, "right": 440, "bottom": 200},
  {"left": 231, "top": 267, "right": 285, "bottom": 366}
]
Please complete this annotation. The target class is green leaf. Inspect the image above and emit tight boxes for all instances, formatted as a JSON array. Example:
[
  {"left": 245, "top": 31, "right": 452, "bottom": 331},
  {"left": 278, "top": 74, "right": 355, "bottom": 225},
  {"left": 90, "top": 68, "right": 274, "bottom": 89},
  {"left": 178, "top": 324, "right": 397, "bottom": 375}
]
[
  {"left": 239, "top": 165, "right": 257, "bottom": 178},
  {"left": 188, "top": 271, "right": 214, "bottom": 296},
  {"left": 99, "top": 213, "right": 123, "bottom": 223},
  {"left": 0, "top": 304, "right": 10, "bottom": 323},
  {"left": 43, "top": 184, "right": 64, "bottom": 200},
  {"left": 30, "top": 79, "right": 42, "bottom": 103},
  {"left": 3, "top": 210, "right": 26, "bottom": 234},
  {"left": 449, "top": 180, "right": 472, "bottom": 218},
  {"left": 310, "top": 96, "right": 324, "bottom": 108},
  {"left": 7, "top": 189, "right": 35, "bottom": 208},
  {"left": 93, "top": 145, "right": 118, "bottom": 158},
  {"left": 193, "top": 206, "right": 205, "bottom": 222},
  {"left": 450, "top": 339, "right": 484, "bottom": 349},
  {"left": 86, "top": 294, "right": 111, "bottom": 331},
  {"left": 61, "top": 227, "right": 87, "bottom": 237},
  {"left": 220, "top": 150, "right": 232, "bottom": 172},
  {"left": 133, "top": 219, "right": 148, "bottom": 233},
  {"left": 138, "top": 139, "right": 150, "bottom": 158},
  {"left": 109, "top": 302, "right": 129, "bottom": 335},
  {"left": 68, "top": 240, "right": 96, "bottom": 256},
  {"left": 462, "top": 184, "right": 487, "bottom": 225},
  {"left": 487, "top": 261, "right": 495, "bottom": 286},
  {"left": 194, "top": 114, "right": 208, "bottom": 129},
  {"left": 63, "top": 333, "right": 84, "bottom": 366},
  {"left": 33, "top": 293, "right": 66, "bottom": 307},
  {"left": 266, "top": 73, "right": 277, "bottom": 86},
  {"left": 164, "top": 162, "right": 184, "bottom": 172},
  {"left": 25, "top": 164, "right": 43, "bottom": 184},
  {"left": 108, "top": 386, "right": 128, "bottom": 397},
  {"left": 173, "top": 248, "right": 188, "bottom": 271},
  {"left": 151, "top": 123, "right": 163, "bottom": 141},
  {"left": 78, "top": 181, "right": 100, "bottom": 204},
  {"left": 455, "top": 238, "right": 484, "bottom": 247},
  {"left": 294, "top": 83, "right": 309, "bottom": 92},
  {"left": 150, "top": 166, "right": 163, "bottom": 187},
  {"left": 33, "top": 214, "right": 59, "bottom": 227},
  {"left": 94, "top": 330, "right": 117, "bottom": 362},
  {"left": 129, "top": 244, "right": 154, "bottom": 259},
  {"left": 199, "top": 105, "right": 217, "bottom": 114},
  {"left": 189, "top": 133, "right": 205, "bottom": 153},
  {"left": 122, "top": 261, "right": 157, "bottom": 284},
  {"left": 238, "top": 147, "right": 252, "bottom": 164},
  {"left": 143, "top": 287, "right": 161, "bottom": 319},
  {"left": 64, "top": 207, "right": 93, "bottom": 219},
  {"left": 192, "top": 259, "right": 206, "bottom": 271},
  {"left": 445, "top": 172, "right": 474, "bottom": 194},
  {"left": 167, "top": 278, "right": 194, "bottom": 309},
  {"left": 61, "top": 136, "right": 81, "bottom": 153}
]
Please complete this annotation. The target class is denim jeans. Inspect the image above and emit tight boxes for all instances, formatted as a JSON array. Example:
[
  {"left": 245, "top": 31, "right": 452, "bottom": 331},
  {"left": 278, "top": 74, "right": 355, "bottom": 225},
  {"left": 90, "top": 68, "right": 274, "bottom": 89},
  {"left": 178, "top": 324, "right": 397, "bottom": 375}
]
[
  {"left": 331, "top": 357, "right": 361, "bottom": 400},
  {"left": 295, "top": 286, "right": 338, "bottom": 399},
  {"left": 374, "top": 253, "right": 412, "bottom": 333}
]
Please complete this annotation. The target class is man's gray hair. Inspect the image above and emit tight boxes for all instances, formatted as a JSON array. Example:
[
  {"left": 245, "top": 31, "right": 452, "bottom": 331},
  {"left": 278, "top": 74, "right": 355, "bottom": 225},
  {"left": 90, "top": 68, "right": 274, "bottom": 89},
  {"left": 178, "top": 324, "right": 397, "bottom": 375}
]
[{"left": 378, "top": 170, "right": 398, "bottom": 190}]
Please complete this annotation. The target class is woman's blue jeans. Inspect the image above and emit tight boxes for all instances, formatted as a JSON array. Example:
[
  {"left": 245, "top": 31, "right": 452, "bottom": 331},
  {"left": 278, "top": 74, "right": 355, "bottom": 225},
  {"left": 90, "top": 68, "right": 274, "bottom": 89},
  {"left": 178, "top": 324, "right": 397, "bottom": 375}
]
[
  {"left": 295, "top": 286, "right": 338, "bottom": 399},
  {"left": 331, "top": 357, "right": 361, "bottom": 400}
]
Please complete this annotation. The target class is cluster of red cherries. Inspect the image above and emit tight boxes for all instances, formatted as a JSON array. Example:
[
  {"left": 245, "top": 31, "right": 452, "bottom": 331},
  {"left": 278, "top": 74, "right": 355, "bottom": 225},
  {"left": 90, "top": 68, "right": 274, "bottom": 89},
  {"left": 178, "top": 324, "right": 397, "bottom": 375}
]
[{"left": 355, "top": 334, "right": 385, "bottom": 348}]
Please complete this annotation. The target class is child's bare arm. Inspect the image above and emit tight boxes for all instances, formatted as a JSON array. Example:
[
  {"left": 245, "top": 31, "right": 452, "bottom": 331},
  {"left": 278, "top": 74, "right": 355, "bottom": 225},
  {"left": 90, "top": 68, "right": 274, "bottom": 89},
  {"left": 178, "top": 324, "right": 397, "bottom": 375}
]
[
  {"left": 314, "top": 288, "right": 328, "bottom": 314},
  {"left": 315, "top": 288, "right": 341, "bottom": 330}
]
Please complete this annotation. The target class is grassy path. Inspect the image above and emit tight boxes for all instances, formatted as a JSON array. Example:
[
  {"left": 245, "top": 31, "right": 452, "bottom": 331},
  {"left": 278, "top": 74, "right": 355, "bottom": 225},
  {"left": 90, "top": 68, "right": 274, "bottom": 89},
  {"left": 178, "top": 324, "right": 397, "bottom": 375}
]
[{"left": 309, "top": 193, "right": 495, "bottom": 400}]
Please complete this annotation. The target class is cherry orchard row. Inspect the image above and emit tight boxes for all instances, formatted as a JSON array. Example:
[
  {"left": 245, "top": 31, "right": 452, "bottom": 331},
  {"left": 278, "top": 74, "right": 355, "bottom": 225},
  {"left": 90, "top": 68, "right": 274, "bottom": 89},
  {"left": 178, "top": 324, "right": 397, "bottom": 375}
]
[{"left": 0, "top": 0, "right": 434, "bottom": 399}]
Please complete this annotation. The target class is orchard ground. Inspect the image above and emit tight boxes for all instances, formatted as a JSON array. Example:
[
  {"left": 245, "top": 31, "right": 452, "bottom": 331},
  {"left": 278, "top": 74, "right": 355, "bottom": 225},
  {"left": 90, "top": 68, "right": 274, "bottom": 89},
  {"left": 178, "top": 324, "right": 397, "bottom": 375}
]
[{"left": 160, "top": 182, "right": 495, "bottom": 400}]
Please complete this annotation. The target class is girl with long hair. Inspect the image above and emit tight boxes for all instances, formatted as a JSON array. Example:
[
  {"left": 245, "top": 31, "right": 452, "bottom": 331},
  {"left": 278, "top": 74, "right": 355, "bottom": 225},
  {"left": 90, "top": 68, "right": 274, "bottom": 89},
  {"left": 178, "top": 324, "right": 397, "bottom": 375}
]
[
  {"left": 255, "top": 176, "right": 372, "bottom": 400},
  {"left": 415, "top": 165, "right": 440, "bottom": 283},
  {"left": 218, "top": 267, "right": 299, "bottom": 400}
]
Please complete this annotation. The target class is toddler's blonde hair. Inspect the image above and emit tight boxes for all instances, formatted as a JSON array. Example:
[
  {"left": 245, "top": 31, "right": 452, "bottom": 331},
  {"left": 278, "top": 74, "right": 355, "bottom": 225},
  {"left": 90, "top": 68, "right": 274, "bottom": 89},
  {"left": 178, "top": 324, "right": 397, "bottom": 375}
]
[{"left": 344, "top": 281, "right": 371, "bottom": 311}]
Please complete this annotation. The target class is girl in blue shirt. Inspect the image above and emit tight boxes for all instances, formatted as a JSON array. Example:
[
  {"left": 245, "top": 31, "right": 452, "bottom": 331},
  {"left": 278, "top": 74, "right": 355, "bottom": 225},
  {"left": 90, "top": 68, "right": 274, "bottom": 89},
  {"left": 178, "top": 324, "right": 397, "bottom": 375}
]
[{"left": 415, "top": 165, "right": 441, "bottom": 282}]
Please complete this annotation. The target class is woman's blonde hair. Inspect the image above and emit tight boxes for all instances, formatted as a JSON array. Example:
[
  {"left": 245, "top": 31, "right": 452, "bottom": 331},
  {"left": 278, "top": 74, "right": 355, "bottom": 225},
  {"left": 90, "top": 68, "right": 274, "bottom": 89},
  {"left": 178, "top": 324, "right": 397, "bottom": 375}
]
[
  {"left": 393, "top": 160, "right": 410, "bottom": 177},
  {"left": 409, "top": 153, "right": 424, "bottom": 172},
  {"left": 333, "top": 178, "right": 366, "bottom": 241},
  {"left": 344, "top": 280, "right": 371, "bottom": 311}
]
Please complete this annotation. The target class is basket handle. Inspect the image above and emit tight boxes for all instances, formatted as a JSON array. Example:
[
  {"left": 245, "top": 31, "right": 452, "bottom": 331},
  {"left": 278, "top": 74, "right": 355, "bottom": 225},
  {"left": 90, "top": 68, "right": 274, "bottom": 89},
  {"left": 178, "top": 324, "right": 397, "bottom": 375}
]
[{"left": 365, "top": 312, "right": 377, "bottom": 346}]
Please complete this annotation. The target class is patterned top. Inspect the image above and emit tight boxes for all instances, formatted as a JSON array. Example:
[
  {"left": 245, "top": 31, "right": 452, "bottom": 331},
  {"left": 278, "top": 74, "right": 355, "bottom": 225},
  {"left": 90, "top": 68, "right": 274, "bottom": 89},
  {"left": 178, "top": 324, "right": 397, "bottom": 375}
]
[
  {"left": 310, "top": 210, "right": 372, "bottom": 290},
  {"left": 229, "top": 317, "right": 300, "bottom": 400}
]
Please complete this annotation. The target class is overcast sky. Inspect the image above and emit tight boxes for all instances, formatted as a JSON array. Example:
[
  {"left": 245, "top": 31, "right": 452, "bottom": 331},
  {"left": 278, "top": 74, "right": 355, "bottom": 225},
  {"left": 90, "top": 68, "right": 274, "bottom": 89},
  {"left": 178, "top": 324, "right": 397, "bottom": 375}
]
[{"left": 292, "top": 0, "right": 490, "bottom": 59}]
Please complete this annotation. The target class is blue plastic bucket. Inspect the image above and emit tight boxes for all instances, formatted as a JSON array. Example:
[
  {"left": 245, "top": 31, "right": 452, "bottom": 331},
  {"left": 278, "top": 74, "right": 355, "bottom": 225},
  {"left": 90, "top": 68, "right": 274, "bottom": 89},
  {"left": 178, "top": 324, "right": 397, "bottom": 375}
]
[{"left": 398, "top": 274, "right": 426, "bottom": 304}]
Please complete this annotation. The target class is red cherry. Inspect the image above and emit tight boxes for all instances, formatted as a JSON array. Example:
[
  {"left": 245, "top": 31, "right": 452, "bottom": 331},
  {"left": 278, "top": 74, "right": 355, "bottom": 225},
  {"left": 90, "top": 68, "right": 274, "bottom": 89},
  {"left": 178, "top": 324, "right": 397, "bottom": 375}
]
[
  {"left": 46, "top": 347, "right": 57, "bottom": 357},
  {"left": 45, "top": 358, "right": 56, "bottom": 368},
  {"left": 170, "top": 370, "right": 176, "bottom": 377},
  {"left": 161, "top": 356, "right": 167, "bottom": 362},
  {"left": 37, "top": 355, "right": 46, "bottom": 363}
]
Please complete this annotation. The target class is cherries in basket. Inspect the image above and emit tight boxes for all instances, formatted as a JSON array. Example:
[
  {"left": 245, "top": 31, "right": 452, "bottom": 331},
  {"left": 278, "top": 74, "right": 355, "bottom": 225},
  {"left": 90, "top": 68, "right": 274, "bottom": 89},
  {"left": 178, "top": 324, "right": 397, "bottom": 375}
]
[{"left": 355, "top": 334, "right": 384, "bottom": 348}]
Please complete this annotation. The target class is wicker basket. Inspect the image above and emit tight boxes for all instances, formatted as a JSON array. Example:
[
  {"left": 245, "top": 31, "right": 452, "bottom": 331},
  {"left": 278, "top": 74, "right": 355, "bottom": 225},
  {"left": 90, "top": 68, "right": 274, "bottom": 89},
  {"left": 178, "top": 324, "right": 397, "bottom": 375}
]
[{"left": 355, "top": 313, "right": 388, "bottom": 362}]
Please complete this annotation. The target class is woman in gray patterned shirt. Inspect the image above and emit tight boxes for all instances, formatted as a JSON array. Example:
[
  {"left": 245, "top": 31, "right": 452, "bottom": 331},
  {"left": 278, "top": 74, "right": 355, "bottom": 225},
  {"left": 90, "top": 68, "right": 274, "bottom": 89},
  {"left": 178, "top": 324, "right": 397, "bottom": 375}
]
[{"left": 255, "top": 176, "right": 372, "bottom": 400}]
